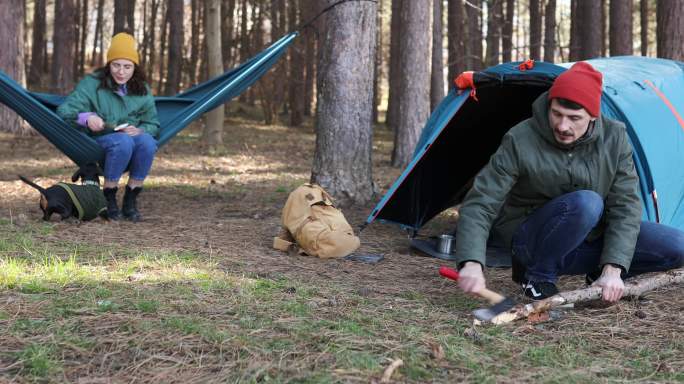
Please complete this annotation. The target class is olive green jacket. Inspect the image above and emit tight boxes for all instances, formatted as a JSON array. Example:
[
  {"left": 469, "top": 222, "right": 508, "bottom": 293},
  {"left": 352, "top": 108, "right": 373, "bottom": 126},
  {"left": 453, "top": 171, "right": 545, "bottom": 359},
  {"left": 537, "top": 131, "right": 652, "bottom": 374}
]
[
  {"left": 453, "top": 92, "right": 641, "bottom": 272},
  {"left": 57, "top": 73, "right": 160, "bottom": 138}
]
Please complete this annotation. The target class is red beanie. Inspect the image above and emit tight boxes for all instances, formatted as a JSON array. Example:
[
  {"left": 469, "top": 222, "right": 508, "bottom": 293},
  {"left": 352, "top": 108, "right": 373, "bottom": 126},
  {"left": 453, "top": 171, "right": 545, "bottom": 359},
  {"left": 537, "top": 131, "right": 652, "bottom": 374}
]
[{"left": 548, "top": 62, "right": 603, "bottom": 117}]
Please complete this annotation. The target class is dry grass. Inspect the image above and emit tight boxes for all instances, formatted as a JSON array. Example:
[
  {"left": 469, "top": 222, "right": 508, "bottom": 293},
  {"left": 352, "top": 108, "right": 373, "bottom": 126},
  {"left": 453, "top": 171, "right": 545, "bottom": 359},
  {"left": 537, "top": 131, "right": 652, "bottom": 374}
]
[{"left": 0, "top": 115, "right": 683, "bottom": 383}]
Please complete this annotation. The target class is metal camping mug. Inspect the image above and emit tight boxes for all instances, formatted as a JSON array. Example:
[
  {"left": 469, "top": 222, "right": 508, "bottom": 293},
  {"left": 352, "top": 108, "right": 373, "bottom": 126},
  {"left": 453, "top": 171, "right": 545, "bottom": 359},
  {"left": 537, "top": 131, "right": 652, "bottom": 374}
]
[{"left": 437, "top": 234, "right": 454, "bottom": 254}]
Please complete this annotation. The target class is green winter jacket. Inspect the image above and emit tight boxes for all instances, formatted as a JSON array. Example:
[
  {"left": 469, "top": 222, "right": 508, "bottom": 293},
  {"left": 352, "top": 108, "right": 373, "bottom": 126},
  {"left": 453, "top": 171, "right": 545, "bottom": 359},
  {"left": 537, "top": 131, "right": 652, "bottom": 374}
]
[
  {"left": 453, "top": 92, "right": 641, "bottom": 272},
  {"left": 57, "top": 73, "right": 160, "bottom": 138}
]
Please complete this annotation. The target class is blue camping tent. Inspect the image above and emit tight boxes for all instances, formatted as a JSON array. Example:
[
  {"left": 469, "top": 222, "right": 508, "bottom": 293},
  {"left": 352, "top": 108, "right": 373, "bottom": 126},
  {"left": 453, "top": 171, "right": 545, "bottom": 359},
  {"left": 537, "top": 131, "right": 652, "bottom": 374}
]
[{"left": 366, "top": 56, "right": 684, "bottom": 234}]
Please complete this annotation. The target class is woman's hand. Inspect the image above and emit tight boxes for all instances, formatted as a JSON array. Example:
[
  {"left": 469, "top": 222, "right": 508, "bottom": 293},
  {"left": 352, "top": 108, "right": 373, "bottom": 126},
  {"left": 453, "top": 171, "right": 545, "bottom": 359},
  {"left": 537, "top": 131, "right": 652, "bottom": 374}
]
[
  {"left": 592, "top": 264, "right": 625, "bottom": 303},
  {"left": 86, "top": 115, "right": 105, "bottom": 132},
  {"left": 458, "top": 261, "right": 486, "bottom": 295},
  {"left": 121, "top": 125, "right": 143, "bottom": 136}
]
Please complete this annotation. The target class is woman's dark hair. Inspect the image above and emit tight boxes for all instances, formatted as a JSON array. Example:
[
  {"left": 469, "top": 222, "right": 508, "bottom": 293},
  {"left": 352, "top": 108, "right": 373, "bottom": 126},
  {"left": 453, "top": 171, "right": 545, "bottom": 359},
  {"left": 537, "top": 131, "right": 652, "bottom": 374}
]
[
  {"left": 96, "top": 63, "right": 149, "bottom": 96},
  {"left": 555, "top": 97, "right": 584, "bottom": 110}
]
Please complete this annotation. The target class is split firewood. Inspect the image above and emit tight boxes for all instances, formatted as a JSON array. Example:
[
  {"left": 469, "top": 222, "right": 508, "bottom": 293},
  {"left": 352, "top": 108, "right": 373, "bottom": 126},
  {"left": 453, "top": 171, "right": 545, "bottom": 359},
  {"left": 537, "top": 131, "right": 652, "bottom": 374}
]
[{"left": 490, "top": 267, "right": 684, "bottom": 325}]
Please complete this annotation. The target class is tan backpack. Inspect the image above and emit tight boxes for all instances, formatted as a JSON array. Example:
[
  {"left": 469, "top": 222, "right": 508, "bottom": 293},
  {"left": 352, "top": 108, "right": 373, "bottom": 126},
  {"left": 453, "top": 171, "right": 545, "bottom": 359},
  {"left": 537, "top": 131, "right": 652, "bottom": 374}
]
[{"left": 273, "top": 183, "right": 360, "bottom": 258}]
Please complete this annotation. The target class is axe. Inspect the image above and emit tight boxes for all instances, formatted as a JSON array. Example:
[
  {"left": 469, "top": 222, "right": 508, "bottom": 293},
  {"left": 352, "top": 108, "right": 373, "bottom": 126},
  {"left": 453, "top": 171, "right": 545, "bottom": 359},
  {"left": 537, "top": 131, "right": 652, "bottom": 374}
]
[{"left": 439, "top": 266, "right": 516, "bottom": 322}]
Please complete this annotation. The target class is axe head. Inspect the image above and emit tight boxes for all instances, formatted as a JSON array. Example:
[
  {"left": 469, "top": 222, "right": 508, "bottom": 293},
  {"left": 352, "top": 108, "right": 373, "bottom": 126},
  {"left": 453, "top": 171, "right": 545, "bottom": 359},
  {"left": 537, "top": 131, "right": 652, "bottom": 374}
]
[{"left": 472, "top": 297, "right": 517, "bottom": 322}]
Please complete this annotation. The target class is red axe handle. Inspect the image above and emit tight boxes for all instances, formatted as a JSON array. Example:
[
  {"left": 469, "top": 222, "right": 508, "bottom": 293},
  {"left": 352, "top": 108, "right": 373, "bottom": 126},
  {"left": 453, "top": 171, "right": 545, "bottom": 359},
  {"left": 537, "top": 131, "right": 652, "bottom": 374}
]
[{"left": 439, "top": 266, "right": 506, "bottom": 304}]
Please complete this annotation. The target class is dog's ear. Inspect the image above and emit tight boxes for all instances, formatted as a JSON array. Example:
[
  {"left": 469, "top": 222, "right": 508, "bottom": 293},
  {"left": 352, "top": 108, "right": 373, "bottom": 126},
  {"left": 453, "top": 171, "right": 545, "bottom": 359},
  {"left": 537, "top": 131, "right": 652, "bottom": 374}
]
[
  {"left": 71, "top": 168, "right": 83, "bottom": 183},
  {"left": 94, "top": 164, "right": 104, "bottom": 177}
]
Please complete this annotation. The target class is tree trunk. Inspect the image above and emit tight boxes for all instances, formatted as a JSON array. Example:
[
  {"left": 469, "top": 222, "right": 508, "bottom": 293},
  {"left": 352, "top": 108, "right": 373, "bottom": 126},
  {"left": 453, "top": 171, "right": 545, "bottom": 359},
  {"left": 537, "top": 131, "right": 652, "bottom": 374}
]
[
  {"left": 657, "top": 0, "right": 684, "bottom": 60},
  {"left": 569, "top": 0, "right": 581, "bottom": 61},
  {"left": 501, "top": 0, "right": 514, "bottom": 63},
  {"left": 91, "top": 0, "right": 105, "bottom": 67},
  {"left": 386, "top": 0, "right": 402, "bottom": 131},
  {"left": 288, "top": 0, "right": 304, "bottom": 126},
  {"left": 52, "top": 0, "right": 76, "bottom": 94},
  {"left": 78, "top": 0, "right": 88, "bottom": 76},
  {"left": 610, "top": 0, "right": 633, "bottom": 56},
  {"left": 156, "top": 0, "right": 168, "bottom": 94},
  {"left": 146, "top": 0, "right": 159, "bottom": 83},
  {"left": 28, "top": 0, "right": 46, "bottom": 88},
  {"left": 238, "top": 0, "right": 249, "bottom": 102},
  {"left": 190, "top": 0, "right": 200, "bottom": 84},
  {"left": 465, "top": 0, "right": 482, "bottom": 70},
  {"left": 529, "top": 0, "right": 542, "bottom": 61},
  {"left": 311, "top": 0, "right": 376, "bottom": 207},
  {"left": 222, "top": 0, "right": 236, "bottom": 69},
  {"left": 579, "top": 1, "right": 602, "bottom": 59},
  {"left": 431, "top": 0, "right": 444, "bottom": 110},
  {"left": 447, "top": 0, "right": 466, "bottom": 84},
  {"left": 488, "top": 268, "right": 684, "bottom": 325},
  {"left": 391, "top": 0, "right": 430, "bottom": 168},
  {"left": 640, "top": 0, "right": 649, "bottom": 56},
  {"left": 485, "top": 0, "right": 502, "bottom": 66},
  {"left": 204, "top": 0, "right": 224, "bottom": 152},
  {"left": 303, "top": 2, "right": 318, "bottom": 117},
  {"left": 372, "top": 0, "right": 383, "bottom": 124},
  {"left": 114, "top": 0, "right": 128, "bottom": 33},
  {"left": 127, "top": 0, "right": 136, "bottom": 32},
  {"left": 543, "top": 0, "right": 556, "bottom": 62},
  {"left": 0, "top": 0, "right": 29, "bottom": 134},
  {"left": 164, "top": 0, "right": 184, "bottom": 95}
]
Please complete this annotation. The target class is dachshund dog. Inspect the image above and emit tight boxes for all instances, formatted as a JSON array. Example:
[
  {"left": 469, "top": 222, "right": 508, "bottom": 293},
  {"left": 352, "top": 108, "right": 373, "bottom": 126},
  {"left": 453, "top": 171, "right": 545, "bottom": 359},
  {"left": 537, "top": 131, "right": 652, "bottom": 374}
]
[{"left": 19, "top": 163, "right": 107, "bottom": 221}]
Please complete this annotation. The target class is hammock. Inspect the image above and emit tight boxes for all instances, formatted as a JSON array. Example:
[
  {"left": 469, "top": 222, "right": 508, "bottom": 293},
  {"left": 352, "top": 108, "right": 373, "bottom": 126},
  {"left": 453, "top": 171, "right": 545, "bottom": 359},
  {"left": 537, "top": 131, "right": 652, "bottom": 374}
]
[{"left": 0, "top": 32, "right": 297, "bottom": 166}]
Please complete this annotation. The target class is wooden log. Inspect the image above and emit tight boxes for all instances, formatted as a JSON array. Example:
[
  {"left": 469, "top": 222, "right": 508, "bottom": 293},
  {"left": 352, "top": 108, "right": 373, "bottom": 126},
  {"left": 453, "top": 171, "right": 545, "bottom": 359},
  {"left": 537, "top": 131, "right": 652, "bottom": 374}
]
[{"left": 489, "top": 268, "right": 684, "bottom": 324}]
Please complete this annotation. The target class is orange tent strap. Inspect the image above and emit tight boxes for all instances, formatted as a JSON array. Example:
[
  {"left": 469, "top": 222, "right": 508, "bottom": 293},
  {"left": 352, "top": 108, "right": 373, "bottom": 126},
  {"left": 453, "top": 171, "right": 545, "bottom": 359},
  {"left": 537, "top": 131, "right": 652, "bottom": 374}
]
[
  {"left": 455, "top": 71, "right": 475, "bottom": 90},
  {"left": 518, "top": 59, "right": 535, "bottom": 71}
]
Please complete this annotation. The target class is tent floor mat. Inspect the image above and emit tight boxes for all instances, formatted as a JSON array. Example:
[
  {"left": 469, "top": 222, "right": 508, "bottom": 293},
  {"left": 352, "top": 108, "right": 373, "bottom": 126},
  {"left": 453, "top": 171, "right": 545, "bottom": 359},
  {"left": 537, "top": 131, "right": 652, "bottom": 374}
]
[{"left": 410, "top": 238, "right": 512, "bottom": 268}]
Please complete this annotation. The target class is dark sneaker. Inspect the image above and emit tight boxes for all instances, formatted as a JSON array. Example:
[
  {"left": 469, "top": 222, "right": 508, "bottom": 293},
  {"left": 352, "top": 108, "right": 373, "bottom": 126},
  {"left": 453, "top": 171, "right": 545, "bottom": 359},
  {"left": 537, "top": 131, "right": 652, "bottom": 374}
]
[{"left": 521, "top": 281, "right": 559, "bottom": 300}]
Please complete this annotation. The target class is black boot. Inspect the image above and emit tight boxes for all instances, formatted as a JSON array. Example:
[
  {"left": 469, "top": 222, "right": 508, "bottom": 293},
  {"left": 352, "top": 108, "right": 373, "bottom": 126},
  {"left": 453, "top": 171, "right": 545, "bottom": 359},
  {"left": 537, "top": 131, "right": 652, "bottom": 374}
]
[
  {"left": 122, "top": 186, "right": 143, "bottom": 222},
  {"left": 103, "top": 187, "right": 121, "bottom": 220}
]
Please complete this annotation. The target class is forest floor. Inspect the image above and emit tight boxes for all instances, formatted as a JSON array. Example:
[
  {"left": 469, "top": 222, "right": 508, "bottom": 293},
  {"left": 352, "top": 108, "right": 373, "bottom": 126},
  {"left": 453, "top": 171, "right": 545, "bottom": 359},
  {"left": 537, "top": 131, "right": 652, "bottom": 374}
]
[{"left": 0, "top": 112, "right": 683, "bottom": 383}]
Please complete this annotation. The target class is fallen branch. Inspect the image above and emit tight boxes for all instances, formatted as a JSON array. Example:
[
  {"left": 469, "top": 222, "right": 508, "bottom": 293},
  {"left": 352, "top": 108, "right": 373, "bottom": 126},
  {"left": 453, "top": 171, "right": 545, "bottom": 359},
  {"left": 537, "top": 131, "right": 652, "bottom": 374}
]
[
  {"left": 380, "top": 358, "right": 403, "bottom": 383},
  {"left": 490, "top": 268, "right": 684, "bottom": 324}
]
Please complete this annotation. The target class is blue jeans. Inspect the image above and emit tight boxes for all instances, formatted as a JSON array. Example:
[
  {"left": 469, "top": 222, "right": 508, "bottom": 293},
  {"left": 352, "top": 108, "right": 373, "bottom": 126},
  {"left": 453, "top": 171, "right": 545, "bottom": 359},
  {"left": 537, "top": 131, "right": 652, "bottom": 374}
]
[
  {"left": 512, "top": 190, "right": 684, "bottom": 283},
  {"left": 95, "top": 132, "right": 158, "bottom": 182}
]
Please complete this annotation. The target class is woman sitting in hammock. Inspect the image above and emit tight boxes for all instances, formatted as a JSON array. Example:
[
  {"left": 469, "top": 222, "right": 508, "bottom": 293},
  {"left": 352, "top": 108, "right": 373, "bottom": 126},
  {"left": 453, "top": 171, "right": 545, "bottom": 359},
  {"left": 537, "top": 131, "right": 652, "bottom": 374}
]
[{"left": 57, "top": 32, "right": 159, "bottom": 222}]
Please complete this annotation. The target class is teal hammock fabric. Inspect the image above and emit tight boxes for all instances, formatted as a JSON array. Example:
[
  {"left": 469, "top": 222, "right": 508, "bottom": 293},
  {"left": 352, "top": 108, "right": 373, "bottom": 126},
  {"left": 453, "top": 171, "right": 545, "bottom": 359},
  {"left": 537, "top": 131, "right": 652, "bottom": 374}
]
[{"left": 0, "top": 32, "right": 297, "bottom": 166}]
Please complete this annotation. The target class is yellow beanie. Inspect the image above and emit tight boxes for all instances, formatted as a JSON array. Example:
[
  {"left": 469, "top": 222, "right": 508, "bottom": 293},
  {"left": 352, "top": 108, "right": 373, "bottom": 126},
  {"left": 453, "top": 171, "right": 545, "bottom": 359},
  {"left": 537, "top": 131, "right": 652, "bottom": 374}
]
[{"left": 107, "top": 33, "right": 139, "bottom": 65}]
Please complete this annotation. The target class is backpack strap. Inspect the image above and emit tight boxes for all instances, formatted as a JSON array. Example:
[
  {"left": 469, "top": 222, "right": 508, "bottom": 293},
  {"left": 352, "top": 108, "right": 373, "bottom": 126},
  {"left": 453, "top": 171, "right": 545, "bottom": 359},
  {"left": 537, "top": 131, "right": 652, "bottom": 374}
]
[{"left": 273, "top": 228, "right": 300, "bottom": 254}]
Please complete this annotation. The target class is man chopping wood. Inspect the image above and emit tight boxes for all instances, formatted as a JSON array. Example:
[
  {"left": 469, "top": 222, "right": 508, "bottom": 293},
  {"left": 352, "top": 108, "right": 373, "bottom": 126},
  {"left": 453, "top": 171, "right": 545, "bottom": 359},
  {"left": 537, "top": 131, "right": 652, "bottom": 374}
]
[{"left": 453, "top": 62, "right": 684, "bottom": 303}]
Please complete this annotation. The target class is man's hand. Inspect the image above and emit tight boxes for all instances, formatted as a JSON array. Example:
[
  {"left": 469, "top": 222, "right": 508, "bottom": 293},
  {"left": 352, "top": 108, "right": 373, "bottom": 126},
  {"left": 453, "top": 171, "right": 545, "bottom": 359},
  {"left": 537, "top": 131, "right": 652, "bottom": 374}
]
[
  {"left": 592, "top": 264, "right": 625, "bottom": 303},
  {"left": 86, "top": 115, "right": 105, "bottom": 132},
  {"left": 120, "top": 125, "right": 143, "bottom": 136},
  {"left": 458, "top": 261, "right": 485, "bottom": 294}
]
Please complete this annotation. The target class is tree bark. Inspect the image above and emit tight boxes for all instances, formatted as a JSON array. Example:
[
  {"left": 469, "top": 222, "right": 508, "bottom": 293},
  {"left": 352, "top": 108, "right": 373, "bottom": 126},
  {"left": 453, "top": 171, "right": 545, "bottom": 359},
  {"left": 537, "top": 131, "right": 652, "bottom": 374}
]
[
  {"left": 164, "top": 0, "right": 184, "bottom": 95},
  {"left": 488, "top": 268, "right": 684, "bottom": 325},
  {"left": 465, "top": 0, "right": 482, "bottom": 70},
  {"left": 222, "top": 0, "right": 236, "bottom": 69},
  {"left": 431, "top": 0, "right": 445, "bottom": 111},
  {"left": 372, "top": 0, "right": 383, "bottom": 124},
  {"left": 501, "top": 0, "right": 514, "bottom": 62},
  {"left": 386, "top": 0, "right": 402, "bottom": 131},
  {"left": 529, "top": 0, "right": 542, "bottom": 61},
  {"left": 78, "top": 0, "right": 88, "bottom": 76},
  {"left": 610, "top": 0, "right": 633, "bottom": 56},
  {"left": 447, "top": 0, "right": 466, "bottom": 84},
  {"left": 640, "top": 0, "right": 648, "bottom": 56},
  {"left": 579, "top": 1, "right": 602, "bottom": 59},
  {"left": 156, "top": 0, "right": 168, "bottom": 94},
  {"left": 543, "top": 0, "right": 556, "bottom": 62},
  {"left": 569, "top": 0, "right": 581, "bottom": 61},
  {"left": 190, "top": 0, "right": 200, "bottom": 84},
  {"left": 288, "top": 0, "right": 304, "bottom": 126},
  {"left": 204, "top": 0, "right": 224, "bottom": 151},
  {"left": 52, "top": 0, "right": 76, "bottom": 94},
  {"left": 91, "top": 0, "right": 105, "bottom": 68},
  {"left": 28, "top": 0, "right": 46, "bottom": 88},
  {"left": 657, "top": 0, "right": 684, "bottom": 60},
  {"left": 391, "top": 0, "right": 430, "bottom": 168},
  {"left": 303, "top": 1, "right": 318, "bottom": 117},
  {"left": 485, "top": 0, "right": 502, "bottom": 66},
  {"left": 311, "top": 0, "right": 376, "bottom": 207},
  {"left": 114, "top": 0, "right": 129, "bottom": 33},
  {"left": 0, "top": 0, "right": 29, "bottom": 134}
]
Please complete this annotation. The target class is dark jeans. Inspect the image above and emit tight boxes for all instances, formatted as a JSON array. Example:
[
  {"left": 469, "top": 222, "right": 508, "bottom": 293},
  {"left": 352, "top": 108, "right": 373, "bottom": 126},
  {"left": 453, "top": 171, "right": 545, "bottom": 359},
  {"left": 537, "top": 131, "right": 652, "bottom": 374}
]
[{"left": 511, "top": 190, "right": 684, "bottom": 283}]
